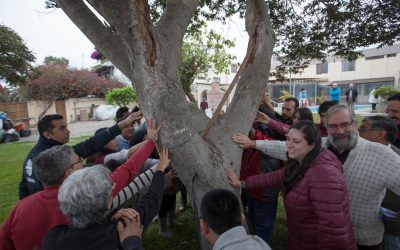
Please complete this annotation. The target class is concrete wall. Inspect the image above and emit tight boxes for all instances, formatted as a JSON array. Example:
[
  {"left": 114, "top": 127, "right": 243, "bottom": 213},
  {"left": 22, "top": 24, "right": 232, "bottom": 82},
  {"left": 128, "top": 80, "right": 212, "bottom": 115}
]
[
  {"left": 27, "top": 100, "right": 57, "bottom": 126},
  {"left": 65, "top": 98, "right": 107, "bottom": 123},
  {"left": 27, "top": 97, "right": 107, "bottom": 126}
]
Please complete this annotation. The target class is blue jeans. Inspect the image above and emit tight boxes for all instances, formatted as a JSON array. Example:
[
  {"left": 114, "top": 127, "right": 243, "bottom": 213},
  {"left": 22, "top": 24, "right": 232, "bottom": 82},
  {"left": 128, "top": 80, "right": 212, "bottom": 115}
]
[
  {"left": 384, "top": 234, "right": 400, "bottom": 250},
  {"left": 246, "top": 193, "right": 278, "bottom": 244}
]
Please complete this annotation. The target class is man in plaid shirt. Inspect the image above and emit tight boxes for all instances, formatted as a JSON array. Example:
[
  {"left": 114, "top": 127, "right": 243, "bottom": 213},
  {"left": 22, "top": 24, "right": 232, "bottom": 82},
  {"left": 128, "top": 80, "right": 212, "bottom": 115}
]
[{"left": 233, "top": 104, "right": 400, "bottom": 249}]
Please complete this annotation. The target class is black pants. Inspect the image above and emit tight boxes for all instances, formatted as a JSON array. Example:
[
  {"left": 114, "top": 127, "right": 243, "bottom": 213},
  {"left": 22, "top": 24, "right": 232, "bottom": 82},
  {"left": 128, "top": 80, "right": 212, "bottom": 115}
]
[{"left": 158, "top": 194, "right": 176, "bottom": 217}]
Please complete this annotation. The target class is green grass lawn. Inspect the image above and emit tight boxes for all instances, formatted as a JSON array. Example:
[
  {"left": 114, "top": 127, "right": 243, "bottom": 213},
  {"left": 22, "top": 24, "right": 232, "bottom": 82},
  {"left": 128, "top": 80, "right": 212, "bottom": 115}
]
[{"left": 0, "top": 137, "right": 288, "bottom": 249}]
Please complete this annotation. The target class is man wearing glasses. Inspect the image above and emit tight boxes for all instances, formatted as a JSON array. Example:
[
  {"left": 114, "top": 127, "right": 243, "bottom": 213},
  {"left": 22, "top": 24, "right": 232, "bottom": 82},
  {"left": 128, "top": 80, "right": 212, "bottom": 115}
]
[
  {"left": 18, "top": 111, "right": 142, "bottom": 199},
  {"left": 232, "top": 104, "right": 400, "bottom": 249}
]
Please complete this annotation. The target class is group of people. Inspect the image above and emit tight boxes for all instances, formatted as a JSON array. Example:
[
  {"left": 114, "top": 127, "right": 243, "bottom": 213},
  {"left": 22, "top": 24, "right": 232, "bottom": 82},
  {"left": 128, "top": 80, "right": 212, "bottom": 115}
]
[
  {"left": 1, "top": 91, "right": 400, "bottom": 250},
  {"left": 329, "top": 83, "right": 359, "bottom": 108},
  {"left": 224, "top": 92, "right": 400, "bottom": 249}
]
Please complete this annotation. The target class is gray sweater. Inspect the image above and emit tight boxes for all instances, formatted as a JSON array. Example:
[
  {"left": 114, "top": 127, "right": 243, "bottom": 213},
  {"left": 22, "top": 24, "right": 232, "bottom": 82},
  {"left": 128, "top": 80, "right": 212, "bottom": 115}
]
[
  {"left": 255, "top": 136, "right": 400, "bottom": 246},
  {"left": 213, "top": 226, "right": 271, "bottom": 250}
]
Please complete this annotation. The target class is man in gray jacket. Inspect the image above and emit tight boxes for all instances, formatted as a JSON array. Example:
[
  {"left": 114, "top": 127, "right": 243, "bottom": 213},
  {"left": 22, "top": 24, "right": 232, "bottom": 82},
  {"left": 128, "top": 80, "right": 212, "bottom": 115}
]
[{"left": 200, "top": 188, "right": 271, "bottom": 250}]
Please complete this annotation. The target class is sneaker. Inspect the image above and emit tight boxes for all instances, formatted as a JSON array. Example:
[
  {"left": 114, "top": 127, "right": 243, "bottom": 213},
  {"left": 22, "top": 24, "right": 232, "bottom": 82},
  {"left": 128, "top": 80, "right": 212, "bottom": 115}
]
[{"left": 179, "top": 204, "right": 186, "bottom": 212}]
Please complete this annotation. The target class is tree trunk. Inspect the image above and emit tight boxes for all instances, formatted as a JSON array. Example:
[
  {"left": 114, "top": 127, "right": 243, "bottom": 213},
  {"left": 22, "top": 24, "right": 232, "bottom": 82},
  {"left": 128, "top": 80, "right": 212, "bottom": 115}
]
[{"left": 58, "top": 0, "right": 274, "bottom": 248}]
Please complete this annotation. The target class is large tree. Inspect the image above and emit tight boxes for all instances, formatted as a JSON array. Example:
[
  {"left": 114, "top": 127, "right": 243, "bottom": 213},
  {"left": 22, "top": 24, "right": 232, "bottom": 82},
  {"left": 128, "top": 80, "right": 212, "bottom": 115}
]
[
  {"left": 54, "top": 2, "right": 272, "bottom": 248},
  {"left": 48, "top": 0, "right": 399, "bottom": 248},
  {"left": 0, "top": 24, "right": 35, "bottom": 86}
]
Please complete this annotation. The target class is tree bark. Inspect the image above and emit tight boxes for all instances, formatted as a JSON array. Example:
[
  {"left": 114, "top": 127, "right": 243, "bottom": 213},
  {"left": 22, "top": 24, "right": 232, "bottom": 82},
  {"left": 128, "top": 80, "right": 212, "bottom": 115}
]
[{"left": 58, "top": 0, "right": 274, "bottom": 248}]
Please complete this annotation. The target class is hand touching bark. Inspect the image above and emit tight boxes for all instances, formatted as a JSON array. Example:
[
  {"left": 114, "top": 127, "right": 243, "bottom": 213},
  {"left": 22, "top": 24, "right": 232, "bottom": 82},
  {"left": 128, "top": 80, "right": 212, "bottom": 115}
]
[
  {"left": 255, "top": 111, "right": 271, "bottom": 124},
  {"left": 232, "top": 134, "right": 256, "bottom": 149},
  {"left": 146, "top": 118, "right": 161, "bottom": 142},
  {"left": 117, "top": 110, "right": 143, "bottom": 130},
  {"left": 262, "top": 93, "right": 274, "bottom": 111},
  {"left": 156, "top": 147, "right": 170, "bottom": 172},
  {"left": 224, "top": 166, "right": 241, "bottom": 188}
]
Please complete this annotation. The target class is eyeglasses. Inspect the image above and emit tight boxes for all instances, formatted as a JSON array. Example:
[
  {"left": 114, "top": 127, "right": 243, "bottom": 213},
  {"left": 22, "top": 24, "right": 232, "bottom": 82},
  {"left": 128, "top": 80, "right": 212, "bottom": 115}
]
[
  {"left": 66, "top": 158, "right": 83, "bottom": 171},
  {"left": 327, "top": 121, "right": 353, "bottom": 130}
]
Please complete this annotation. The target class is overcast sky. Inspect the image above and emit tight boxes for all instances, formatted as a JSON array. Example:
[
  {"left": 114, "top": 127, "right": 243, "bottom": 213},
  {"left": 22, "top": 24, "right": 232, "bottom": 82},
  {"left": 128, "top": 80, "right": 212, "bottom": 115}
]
[{"left": 0, "top": 0, "right": 248, "bottom": 70}]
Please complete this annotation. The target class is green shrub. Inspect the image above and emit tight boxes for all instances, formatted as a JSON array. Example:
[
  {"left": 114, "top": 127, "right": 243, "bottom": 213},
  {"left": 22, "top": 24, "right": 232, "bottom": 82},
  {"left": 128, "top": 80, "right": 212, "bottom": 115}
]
[
  {"left": 106, "top": 86, "right": 137, "bottom": 107},
  {"left": 374, "top": 86, "right": 400, "bottom": 100}
]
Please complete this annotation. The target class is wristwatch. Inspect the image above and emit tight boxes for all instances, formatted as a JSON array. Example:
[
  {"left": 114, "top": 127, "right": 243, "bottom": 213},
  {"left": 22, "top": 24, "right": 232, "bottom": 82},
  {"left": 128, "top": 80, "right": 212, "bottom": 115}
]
[{"left": 241, "top": 181, "right": 247, "bottom": 189}]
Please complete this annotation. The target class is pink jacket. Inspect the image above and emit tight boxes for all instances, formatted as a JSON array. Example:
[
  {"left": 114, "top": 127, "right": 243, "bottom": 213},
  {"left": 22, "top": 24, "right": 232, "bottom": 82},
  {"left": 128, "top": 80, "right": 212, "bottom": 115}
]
[{"left": 245, "top": 149, "right": 356, "bottom": 250}]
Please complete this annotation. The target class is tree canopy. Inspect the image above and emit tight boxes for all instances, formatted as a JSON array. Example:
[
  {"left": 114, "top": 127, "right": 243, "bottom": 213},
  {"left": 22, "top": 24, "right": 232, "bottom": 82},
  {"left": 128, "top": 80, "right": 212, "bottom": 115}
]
[
  {"left": 46, "top": 0, "right": 400, "bottom": 81},
  {"left": 0, "top": 24, "right": 35, "bottom": 86},
  {"left": 43, "top": 56, "right": 69, "bottom": 65}
]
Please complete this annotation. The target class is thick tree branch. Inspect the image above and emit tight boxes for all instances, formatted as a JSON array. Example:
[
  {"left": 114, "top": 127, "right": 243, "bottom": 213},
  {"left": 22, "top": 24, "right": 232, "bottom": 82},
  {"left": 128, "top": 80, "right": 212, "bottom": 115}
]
[
  {"left": 58, "top": 0, "right": 132, "bottom": 78},
  {"left": 211, "top": 0, "right": 275, "bottom": 144},
  {"left": 154, "top": 0, "right": 200, "bottom": 72}
]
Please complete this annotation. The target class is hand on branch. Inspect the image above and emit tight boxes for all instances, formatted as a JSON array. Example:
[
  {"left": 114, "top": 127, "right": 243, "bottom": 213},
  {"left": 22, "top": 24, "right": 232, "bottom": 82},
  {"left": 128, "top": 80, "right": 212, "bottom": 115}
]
[
  {"left": 156, "top": 147, "right": 170, "bottom": 172},
  {"left": 118, "top": 110, "right": 143, "bottom": 130},
  {"left": 255, "top": 111, "right": 271, "bottom": 124},
  {"left": 146, "top": 118, "right": 161, "bottom": 142},
  {"left": 262, "top": 93, "right": 274, "bottom": 111},
  {"left": 232, "top": 134, "right": 256, "bottom": 149},
  {"left": 224, "top": 166, "right": 241, "bottom": 188}
]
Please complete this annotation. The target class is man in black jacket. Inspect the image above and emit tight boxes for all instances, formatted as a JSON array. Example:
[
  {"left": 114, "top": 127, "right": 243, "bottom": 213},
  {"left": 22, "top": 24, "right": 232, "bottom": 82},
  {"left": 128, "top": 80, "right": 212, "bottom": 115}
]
[
  {"left": 345, "top": 84, "right": 358, "bottom": 110},
  {"left": 18, "top": 112, "right": 142, "bottom": 199}
]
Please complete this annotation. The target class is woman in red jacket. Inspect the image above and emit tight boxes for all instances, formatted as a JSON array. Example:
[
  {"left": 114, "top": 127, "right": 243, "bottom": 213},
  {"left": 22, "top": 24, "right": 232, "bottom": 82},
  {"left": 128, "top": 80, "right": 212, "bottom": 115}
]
[{"left": 226, "top": 120, "right": 356, "bottom": 250}]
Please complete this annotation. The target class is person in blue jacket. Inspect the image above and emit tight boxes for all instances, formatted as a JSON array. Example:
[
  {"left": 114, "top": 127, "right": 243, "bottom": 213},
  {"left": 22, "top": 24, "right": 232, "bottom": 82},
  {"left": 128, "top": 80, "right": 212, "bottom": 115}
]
[
  {"left": 18, "top": 112, "right": 142, "bottom": 199},
  {"left": 329, "top": 83, "right": 340, "bottom": 103}
]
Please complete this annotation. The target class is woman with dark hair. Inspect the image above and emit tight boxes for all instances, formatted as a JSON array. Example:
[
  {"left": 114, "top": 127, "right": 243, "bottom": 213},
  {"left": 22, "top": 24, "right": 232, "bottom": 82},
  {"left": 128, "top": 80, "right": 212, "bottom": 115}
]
[
  {"left": 292, "top": 107, "right": 313, "bottom": 125},
  {"left": 226, "top": 121, "right": 356, "bottom": 250}
]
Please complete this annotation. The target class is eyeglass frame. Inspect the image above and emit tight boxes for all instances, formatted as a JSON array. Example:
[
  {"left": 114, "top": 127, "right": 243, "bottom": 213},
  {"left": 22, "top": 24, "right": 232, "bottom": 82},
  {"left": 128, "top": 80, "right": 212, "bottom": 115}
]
[
  {"left": 65, "top": 157, "right": 84, "bottom": 172},
  {"left": 327, "top": 120, "right": 354, "bottom": 130}
]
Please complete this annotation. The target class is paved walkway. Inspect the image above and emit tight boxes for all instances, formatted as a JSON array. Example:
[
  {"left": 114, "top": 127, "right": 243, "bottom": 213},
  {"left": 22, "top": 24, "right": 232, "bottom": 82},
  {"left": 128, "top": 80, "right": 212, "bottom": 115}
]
[{"left": 19, "top": 119, "right": 115, "bottom": 142}]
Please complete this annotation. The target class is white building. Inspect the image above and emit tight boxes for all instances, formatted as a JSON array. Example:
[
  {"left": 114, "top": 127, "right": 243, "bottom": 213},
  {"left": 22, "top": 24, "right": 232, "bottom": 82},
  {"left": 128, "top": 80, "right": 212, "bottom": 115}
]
[{"left": 268, "top": 44, "right": 400, "bottom": 103}]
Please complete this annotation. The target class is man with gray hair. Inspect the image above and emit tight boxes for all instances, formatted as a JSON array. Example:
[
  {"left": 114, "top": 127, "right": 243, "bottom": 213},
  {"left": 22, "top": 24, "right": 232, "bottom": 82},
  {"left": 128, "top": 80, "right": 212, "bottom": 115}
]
[
  {"left": 0, "top": 119, "right": 160, "bottom": 250},
  {"left": 232, "top": 104, "right": 400, "bottom": 249},
  {"left": 42, "top": 147, "right": 170, "bottom": 250},
  {"left": 359, "top": 116, "right": 400, "bottom": 250}
]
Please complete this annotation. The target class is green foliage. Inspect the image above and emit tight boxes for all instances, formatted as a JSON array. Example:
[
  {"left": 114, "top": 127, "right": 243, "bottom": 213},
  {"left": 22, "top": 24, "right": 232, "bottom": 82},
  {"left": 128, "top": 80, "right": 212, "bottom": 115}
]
[
  {"left": 279, "top": 90, "right": 293, "bottom": 101},
  {"left": 180, "top": 27, "right": 236, "bottom": 101},
  {"left": 0, "top": 24, "right": 35, "bottom": 86},
  {"left": 316, "top": 90, "right": 328, "bottom": 105},
  {"left": 150, "top": 0, "right": 400, "bottom": 81},
  {"left": 106, "top": 86, "right": 137, "bottom": 107},
  {"left": 374, "top": 86, "right": 400, "bottom": 100},
  {"left": 26, "top": 65, "right": 123, "bottom": 101},
  {"left": 46, "top": 1, "right": 400, "bottom": 79},
  {"left": 43, "top": 56, "right": 69, "bottom": 65}
]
